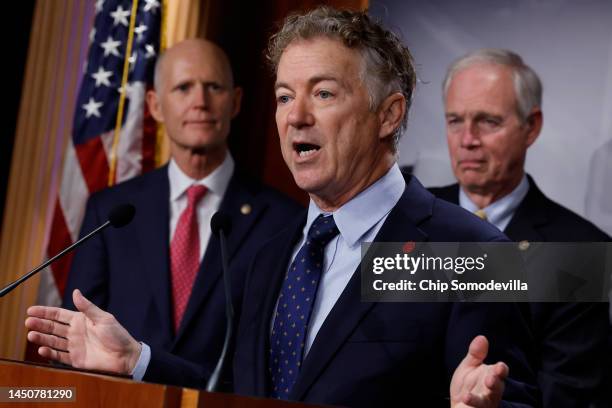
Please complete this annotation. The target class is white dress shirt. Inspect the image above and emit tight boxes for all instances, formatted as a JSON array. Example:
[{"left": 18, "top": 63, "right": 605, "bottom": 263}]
[
  {"left": 459, "top": 174, "right": 530, "bottom": 231},
  {"left": 273, "top": 163, "right": 405, "bottom": 356}
]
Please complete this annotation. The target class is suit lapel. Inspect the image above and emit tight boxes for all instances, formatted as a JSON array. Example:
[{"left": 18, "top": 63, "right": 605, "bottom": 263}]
[
  {"left": 174, "top": 173, "right": 269, "bottom": 343},
  {"left": 503, "top": 176, "right": 548, "bottom": 241},
  {"left": 430, "top": 183, "right": 460, "bottom": 205},
  {"left": 134, "top": 167, "right": 173, "bottom": 343},
  {"left": 290, "top": 178, "right": 433, "bottom": 400}
]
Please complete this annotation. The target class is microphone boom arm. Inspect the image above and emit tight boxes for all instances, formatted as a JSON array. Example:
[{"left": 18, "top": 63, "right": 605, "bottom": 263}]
[{"left": 0, "top": 220, "right": 111, "bottom": 298}]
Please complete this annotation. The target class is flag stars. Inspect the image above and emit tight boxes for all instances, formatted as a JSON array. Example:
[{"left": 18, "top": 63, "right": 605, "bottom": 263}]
[
  {"left": 134, "top": 24, "right": 148, "bottom": 41},
  {"left": 100, "top": 36, "right": 121, "bottom": 57},
  {"left": 91, "top": 67, "right": 112, "bottom": 87},
  {"left": 145, "top": 43, "right": 156, "bottom": 59},
  {"left": 82, "top": 97, "right": 103, "bottom": 118},
  {"left": 110, "top": 5, "right": 130, "bottom": 26},
  {"left": 95, "top": 0, "right": 105, "bottom": 13},
  {"left": 129, "top": 52, "right": 138, "bottom": 71},
  {"left": 117, "top": 83, "right": 134, "bottom": 98},
  {"left": 144, "top": 0, "right": 161, "bottom": 13}
]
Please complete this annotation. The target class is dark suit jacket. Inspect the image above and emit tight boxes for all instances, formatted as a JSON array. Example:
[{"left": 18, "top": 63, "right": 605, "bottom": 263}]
[
  {"left": 230, "top": 175, "right": 538, "bottom": 407},
  {"left": 62, "top": 164, "right": 302, "bottom": 386},
  {"left": 430, "top": 175, "right": 611, "bottom": 408}
]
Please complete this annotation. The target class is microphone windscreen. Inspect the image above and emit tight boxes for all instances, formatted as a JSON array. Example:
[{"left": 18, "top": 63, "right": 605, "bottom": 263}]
[
  {"left": 108, "top": 204, "right": 136, "bottom": 228},
  {"left": 211, "top": 211, "right": 232, "bottom": 236}
]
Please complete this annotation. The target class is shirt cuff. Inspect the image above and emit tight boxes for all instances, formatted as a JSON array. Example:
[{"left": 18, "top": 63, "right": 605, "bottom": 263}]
[{"left": 130, "top": 342, "right": 151, "bottom": 381}]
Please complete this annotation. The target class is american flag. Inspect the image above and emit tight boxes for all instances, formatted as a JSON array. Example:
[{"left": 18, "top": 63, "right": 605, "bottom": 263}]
[{"left": 40, "top": 0, "right": 162, "bottom": 306}]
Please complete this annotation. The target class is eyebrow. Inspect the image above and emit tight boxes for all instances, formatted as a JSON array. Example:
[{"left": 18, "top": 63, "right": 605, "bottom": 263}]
[
  {"left": 171, "top": 79, "right": 225, "bottom": 89},
  {"left": 274, "top": 75, "right": 340, "bottom": 91},
  {"left": 445, "top": 111, "right": 503, "bottom": 120}
]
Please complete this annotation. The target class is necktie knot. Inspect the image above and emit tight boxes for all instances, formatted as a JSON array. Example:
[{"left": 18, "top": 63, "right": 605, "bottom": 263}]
[
  {"left": 307, "top": 214, "right": 339, "bottom": 248},
  {"left": 474, "top": 209, "right": 488, "bottom": 221},
  {"left": 187, "top": 184, "right": 207, "bottom": 207}
]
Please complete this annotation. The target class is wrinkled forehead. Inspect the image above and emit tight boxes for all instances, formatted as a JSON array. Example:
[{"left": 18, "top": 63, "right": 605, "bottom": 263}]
[{"left": 275, "top": 37, "right": 364, "bottom": 87}]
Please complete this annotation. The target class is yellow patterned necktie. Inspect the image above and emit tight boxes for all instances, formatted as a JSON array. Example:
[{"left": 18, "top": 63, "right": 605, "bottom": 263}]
[{"left": 474, "top": 209, "right": 488, "bottom": 221}]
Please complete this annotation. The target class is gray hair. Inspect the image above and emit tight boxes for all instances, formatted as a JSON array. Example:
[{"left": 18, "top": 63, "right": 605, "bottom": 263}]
[
  {"left": 267, "top": 6, "right": 416, "bottom": 149},
  {"left": 443, "top": 48, "right": 542, "bottom": 122}
]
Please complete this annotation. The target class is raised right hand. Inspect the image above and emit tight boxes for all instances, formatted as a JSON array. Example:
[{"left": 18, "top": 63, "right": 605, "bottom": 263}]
[{"left": 25, "top": 289, "right": 141, "bottom": 375}]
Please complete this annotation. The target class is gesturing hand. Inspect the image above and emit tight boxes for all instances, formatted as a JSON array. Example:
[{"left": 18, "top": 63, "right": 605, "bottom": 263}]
[
  {"left": 450, "top": 335, "right": 508, "bottom": 408},
  {"left": 25, "top": 289, "right": 141, "bottom": 375}
]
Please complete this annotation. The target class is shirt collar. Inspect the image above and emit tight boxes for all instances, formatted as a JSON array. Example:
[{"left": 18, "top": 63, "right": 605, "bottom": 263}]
[
  {"left": 459, "top": 174, "right": 529, "bottom": 229},
  {"left": 168, "top": 151, "right": 235, "bottom": 202},
  {"left": 304, "top": 163, "right": 405, "bottom": 248}
]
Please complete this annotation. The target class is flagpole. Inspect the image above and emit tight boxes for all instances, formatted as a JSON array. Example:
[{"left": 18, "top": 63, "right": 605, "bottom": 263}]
[{"left": 108, "top": 0, "right": 140, "bottom": 186}]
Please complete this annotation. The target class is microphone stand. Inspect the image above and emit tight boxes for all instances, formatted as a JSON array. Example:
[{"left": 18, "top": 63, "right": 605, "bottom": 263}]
[
  {"left": 0, "top": 221, "right": 111, "bottom": 298},
  {"left": 205, "top": 228, "right": 234, "bottom": 392}
]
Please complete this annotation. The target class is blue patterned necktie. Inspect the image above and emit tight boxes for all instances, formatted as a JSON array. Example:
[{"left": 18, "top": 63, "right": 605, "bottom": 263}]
[{"left": 269, "top": 214, "right": 340, "bottom": 399}]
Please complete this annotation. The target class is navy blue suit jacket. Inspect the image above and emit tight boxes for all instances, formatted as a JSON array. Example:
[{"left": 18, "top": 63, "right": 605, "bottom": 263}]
[
  {"left": 430, "top": 175, "right": 611, "bottom": 408},
  {"left": 231, "top": 175, "right": 539, "bottom": 407},
  {"left": 62, "top": 164, "right": 302, "bottom": 386}
]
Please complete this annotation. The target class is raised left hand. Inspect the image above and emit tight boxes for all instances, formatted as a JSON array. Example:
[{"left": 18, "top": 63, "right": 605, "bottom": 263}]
[{"left": 450, "top": 335, "right": 508, "bottom": 408}]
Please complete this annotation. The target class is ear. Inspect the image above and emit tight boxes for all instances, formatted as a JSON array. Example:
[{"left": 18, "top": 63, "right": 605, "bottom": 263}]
[
  {"left": 524, "top": 109, "right": 542, "bottom": 147},
  {"left": 146, "top": 89, "right": 164, "bottom": 123},
  {"left": 378, "top": 92, "right": 406, "bottom": 139},
  {"left": 231, "top": 87, "right": 243, "bottom": 118}
]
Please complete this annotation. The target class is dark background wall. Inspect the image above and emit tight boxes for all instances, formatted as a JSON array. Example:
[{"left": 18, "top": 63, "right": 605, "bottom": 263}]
[{"left": 1, "top": 1, "right": 35, "bottom": 234}]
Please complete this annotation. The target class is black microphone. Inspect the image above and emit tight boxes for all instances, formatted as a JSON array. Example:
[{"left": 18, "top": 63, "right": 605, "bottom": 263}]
[
  {"left": 206, "top": 211, "right": 234, "bottom": 392},
  {"left": 0, "top": 203, "right": 135, "bottom": 298}
]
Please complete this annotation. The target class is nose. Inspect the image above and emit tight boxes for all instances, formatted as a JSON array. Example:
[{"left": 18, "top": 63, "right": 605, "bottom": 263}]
[
  {"left": 286, "top": 95, "right": 314, "bottom": 129},
  {"left": 192, "top": 83, "right": 209, "bottom": 110},
  {"left": 460, "top": 121, "right": 481, "bottom": 148}
]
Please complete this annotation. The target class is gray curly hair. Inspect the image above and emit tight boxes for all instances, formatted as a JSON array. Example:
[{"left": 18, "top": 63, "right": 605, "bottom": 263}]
[{"left": 267, "top": 6, "right": 416, "bottom": 149}]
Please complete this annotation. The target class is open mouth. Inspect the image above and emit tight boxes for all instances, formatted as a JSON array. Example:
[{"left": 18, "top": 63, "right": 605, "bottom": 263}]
[{"left": 293, "top": 142, "right": 320, "bottom": 158}]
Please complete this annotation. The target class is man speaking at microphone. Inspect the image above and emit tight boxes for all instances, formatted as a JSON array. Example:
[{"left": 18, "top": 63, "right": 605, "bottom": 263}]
[
  {"left": 59, "top": 38, "right": 300, "bottom": 385},
  {"left": 26, "top": 8, "right": 538, "bottom": 407}
]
